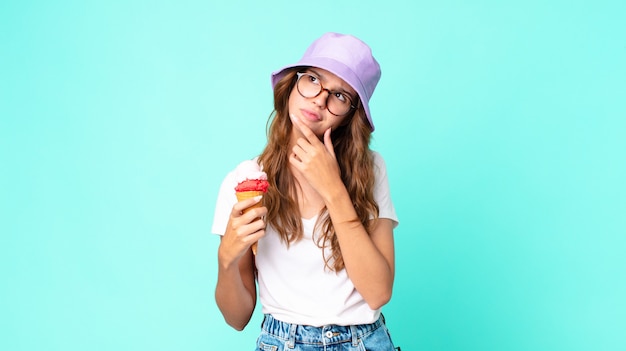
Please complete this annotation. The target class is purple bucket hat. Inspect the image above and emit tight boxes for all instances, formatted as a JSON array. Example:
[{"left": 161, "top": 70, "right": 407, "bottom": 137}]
[{"left": 271, "top": 32, "right": 381, "bottom": 131}]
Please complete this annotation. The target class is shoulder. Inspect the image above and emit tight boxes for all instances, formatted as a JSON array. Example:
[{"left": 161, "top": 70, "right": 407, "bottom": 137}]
[
  {"left": 370, "top": 150, "right": 384, "bottom": 164},
  {"left": 369, "top": 150, "right": 388, "bottom": 175}
]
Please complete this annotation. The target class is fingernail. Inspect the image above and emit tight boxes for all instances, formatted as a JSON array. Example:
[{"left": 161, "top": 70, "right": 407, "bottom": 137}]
[{"left": 253, "top": 195, "right": 263, "bottom": 202}]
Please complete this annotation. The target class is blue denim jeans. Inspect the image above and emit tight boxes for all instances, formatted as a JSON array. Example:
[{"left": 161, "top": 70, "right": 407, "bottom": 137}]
[{"left": 256, "top": 314, "right": 396, "bottom": 351}]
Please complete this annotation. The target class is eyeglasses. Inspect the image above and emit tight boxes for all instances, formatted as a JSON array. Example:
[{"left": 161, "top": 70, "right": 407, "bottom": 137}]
[{"left": 295, "top": 72, "right": 357, "bottom": 117}]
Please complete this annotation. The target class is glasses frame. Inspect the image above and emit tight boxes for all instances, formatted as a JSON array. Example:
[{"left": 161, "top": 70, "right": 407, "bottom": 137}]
[{"left": 295, "top": 72, "right": 357, "bottom": 117}]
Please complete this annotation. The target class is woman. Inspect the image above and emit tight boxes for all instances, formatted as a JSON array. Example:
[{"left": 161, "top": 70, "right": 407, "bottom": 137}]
[{"left": 212, "top": 32, "right": 399, "bottom": 350}]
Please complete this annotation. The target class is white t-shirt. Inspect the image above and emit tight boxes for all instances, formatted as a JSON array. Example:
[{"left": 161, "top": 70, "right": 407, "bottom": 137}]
[{"left": 211, "top": 151, "right": 398, "bottom": 326}]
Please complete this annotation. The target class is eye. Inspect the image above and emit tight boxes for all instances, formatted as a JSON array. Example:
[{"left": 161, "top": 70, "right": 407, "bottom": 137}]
[
  {"left": 333, "top": 92, "right": 348, "bottom": 104},
  {"left": 307, "top": 74, "right": 320, "bottom": 85}
]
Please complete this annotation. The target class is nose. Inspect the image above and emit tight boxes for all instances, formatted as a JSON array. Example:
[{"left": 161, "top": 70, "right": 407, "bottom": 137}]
[{"left": 312, "top": 88, "right": 331, "bottom": 109}]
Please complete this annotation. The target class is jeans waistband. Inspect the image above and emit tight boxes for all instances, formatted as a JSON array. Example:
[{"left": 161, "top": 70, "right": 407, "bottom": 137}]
[{"left": 261, "top": 314, "right": 385, "bottom": 348}]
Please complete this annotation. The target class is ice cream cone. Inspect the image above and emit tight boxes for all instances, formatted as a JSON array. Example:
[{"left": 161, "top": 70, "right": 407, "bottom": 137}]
[
  {"left": 233, "top": 160, "right": 269, "bottom": 256},
  {"left": 235, "top": 191, "right": 264, "bottom": 208},
  {"left": 235, "top": 190, "right": 264, "bottom": 255}
]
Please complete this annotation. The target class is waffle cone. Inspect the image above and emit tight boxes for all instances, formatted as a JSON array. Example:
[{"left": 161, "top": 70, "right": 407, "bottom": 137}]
[
  {"left": 235, "top": 191, "right": 265, "bottom": 209},
  {"left": 235, "top": 190, "right": 264, "bottom": 255}
]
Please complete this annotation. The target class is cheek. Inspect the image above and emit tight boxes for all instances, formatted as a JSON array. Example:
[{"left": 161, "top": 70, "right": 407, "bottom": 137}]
[{"left": 287, "top": 90, "right": 298, "bottom": 115}]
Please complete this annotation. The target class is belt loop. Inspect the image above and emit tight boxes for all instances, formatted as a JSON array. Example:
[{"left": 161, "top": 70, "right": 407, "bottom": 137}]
[
  {"left": 350, "top": 325, "right": 359, "bottom": 347},
  {"left": 286, "top": 323, "right": 297, "bottom": 349}
]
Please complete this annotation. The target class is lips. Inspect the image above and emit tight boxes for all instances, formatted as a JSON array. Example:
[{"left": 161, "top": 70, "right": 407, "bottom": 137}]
[{"left": 300, "top": 109, "right": 321, "bottom": 121}]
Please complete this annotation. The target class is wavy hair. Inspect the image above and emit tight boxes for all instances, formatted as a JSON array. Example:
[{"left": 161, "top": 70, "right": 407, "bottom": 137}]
[{"left": 258, "top": 67, "right": 379, "bottom": 272}]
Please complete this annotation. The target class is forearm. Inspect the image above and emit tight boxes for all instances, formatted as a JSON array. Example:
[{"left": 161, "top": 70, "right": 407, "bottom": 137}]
[
  {"left": 324, "top": 186, "right": 395, "bottom": 310},
  {"left": 215, "top": 249, "right": 256, "bottom": 330}
]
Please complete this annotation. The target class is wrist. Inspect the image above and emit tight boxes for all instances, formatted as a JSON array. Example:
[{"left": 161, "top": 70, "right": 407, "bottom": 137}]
[
  {"left": 320, "top": 178, "right": 348, "bottom": 204},
  {"left": 322, "top": 185, "right": 360, "bottom": 224},
  {"left": 218, "top": 245, "right": 239, "bottom": 271}
]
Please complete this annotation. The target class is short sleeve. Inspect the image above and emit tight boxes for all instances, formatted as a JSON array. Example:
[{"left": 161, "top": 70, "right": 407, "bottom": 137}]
[
  {"left": 372, "top": 151, "right": 399, "bottom": 228},
  {"left": 210, "top": 169, "right": 238, "bottom": 236}
]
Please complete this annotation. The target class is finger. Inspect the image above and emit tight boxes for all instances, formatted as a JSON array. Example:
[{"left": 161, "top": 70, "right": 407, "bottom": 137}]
[
  {"left": 294, "top": 138, "right": 321, "bottom": 162},
  {"left": 229, "top": 207, "right": 267, "bottom": 239},
  {"left": 241, "top": 206, "right": 268, "bottom": 223},
  {"left": 236, "top": 208, "right": 268, "bottom": 231},
  {"left": 290, "top": 113, "right": 322, "bottom": 145},
  {"left": 248, "top": 216, "right": 267, "bottom": 233},
  {"left": 232, "top": 195, "right": 263, "bottom": 216},
  {"left": 294, "top": 138, "right": 317, "bottom": 158},
  {"left": 245, "top": 226, "right": 266, "bottom": 247},
  {"left": 289, "top": 150, "right": 301, "bottom": 169},
  {"left": 289, "top": 150, "right": 305, "bottom": 171},
  {"left": 323, "top": 127, "right": 335, "bottom": 157},
  {"left": 243, "top": 211, "right": 267, "bottom": 236}
]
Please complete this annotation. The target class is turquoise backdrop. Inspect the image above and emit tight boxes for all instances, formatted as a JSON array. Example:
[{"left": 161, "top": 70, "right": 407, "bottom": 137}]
[{"left": 2, "top": 1, "right": 625, "bottom": 350}]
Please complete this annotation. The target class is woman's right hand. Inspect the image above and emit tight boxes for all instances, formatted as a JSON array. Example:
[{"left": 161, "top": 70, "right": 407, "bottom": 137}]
[
  {"left": 218, "top": 196, "right": 267, "bottom": 267},
  {"left": 215, "top": 196, "right": 266, "bottom": 330}
]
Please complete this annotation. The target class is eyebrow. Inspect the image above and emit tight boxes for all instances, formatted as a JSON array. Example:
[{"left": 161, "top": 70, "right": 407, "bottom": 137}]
[{"left": 307, "top": 68, "right": 355, "bottom": 100}]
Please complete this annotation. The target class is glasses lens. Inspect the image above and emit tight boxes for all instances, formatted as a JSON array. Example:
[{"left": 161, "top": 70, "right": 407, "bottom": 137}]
[
  {"left": 297, "top": 74, "right": 321, "bottom": 98},
  {"left": 297, "top": 73, "right": 354, "bottom": 116},
  {"left": 327, "top": 92, "right": 352, "bottom": 116}
]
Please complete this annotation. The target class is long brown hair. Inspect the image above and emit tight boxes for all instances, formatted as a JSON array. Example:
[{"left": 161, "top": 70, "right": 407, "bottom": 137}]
[{"left": 258, "top": 67, "right": 379, "bottom": 271}]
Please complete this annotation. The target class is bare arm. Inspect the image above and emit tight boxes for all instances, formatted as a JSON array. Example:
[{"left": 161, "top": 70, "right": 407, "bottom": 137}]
[
  {"left": 289, "top": 118, "right": 395, "bottom": 309},
  {"left": 325, "top": 188, "right": 395, "bottom": 309},
  {"left": 214, "top": 197, "right": 266, "bottom": 330}
]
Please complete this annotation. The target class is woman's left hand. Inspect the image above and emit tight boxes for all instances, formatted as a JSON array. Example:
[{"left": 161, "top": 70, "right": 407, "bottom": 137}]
[{"left": 289, "top": 115, "right": 343, "bottom": 196}]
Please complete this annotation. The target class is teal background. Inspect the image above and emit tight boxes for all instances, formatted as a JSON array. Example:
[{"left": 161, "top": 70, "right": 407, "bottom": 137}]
[{"left": 2, "top": 0, "right": 625, "bottom": 350}]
